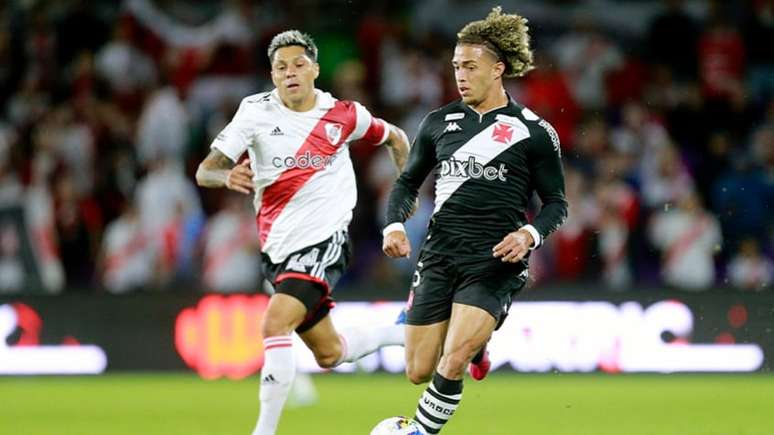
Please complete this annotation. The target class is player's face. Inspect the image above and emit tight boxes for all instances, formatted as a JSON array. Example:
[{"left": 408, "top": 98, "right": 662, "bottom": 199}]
[
  {"left": 271, "top": 45, "right": 319, "bottom": 108},
  {"left": 452, "top": 44, "right": 502, "bottom": 106}
]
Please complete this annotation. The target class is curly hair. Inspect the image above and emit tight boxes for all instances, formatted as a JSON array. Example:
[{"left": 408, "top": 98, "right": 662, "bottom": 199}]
[
  {"left": 457, "top": 6, "right": 535, "bottom": 78},
  {"left": 268, "top": 30, "right": 318, "bottom": 62}
]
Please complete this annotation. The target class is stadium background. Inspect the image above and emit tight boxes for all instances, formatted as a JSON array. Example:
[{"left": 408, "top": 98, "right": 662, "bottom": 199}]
[{"left": 0, "top": 0, "right": 772, "bottom": 434}]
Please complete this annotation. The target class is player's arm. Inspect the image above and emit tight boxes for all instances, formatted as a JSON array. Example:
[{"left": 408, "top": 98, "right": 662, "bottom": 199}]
[
  {"left": 494, "top": 121, "right": 568, "bottom": 263},
  {"left": 195, "top": 149, "right": 254, "bottom": 194},
  {"left": 195, "top": 98, "right": 255, "bottom": 194},
  {"left": 351, "top": 102, "right": 410, "bottom": 173},
  {"left": 383, "top": 115, "right": 437, "bottom": 258},
  {"left": 381, "top": 122, "right": 410, "bottom": 174}
]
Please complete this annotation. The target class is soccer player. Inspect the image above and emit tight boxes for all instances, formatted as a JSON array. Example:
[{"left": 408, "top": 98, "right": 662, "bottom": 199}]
[
  {"left": 382, "top": 8, "right": 568, "bottom": 434},
  {"left": 195, "top": 30, "right": 410, "bottom": 435}
]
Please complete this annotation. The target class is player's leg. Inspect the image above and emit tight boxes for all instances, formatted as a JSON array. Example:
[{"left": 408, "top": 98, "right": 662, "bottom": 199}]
[
  {"left": 412, "top": 263, "right": 526, "bottom": 433},
  {"left": 253, "top": 231, "right": 353, "bottom": 435},
  {"left": 259, "top": 279, "right": 318, "bottom": 409},
  {"left": 252, "top": 286, "right": 310, "bottom": 435},
  {"left": 299, "top": 314, "right": 405, "bottom": 368},
  {"left": 412, "top": 303, "right": 496, "bottom": 434},
  {"left": 292, "top": 229, "right": 404, "bottom": 366},
  {"left": 405, "top": 321, "right": 447, "bottom": 384},
  {"left": 468, "top": 269, "right": 527, "bottom": 381},
  {"left": 402, "top": 250, "right": 455, "bottom": 384},
  {"left": 438, "top": 304, "right": 496, "bottom": 378}
]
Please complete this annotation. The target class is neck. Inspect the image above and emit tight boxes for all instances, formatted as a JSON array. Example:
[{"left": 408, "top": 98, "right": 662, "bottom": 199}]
[
  {"left": 283, "top": 91, "right": 317, "bottom": 112},
  {"left": 469, "top": 86, "right": 508, "bottom": 114}
]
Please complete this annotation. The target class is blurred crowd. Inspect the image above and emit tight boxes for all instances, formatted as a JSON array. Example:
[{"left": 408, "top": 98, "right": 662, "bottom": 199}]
[{"left": 0, "top": 0, "right": 771, "bottom": 295}]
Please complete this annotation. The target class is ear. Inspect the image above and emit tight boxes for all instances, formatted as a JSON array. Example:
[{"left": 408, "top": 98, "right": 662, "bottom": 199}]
[
  {"left": 492, "top": 61, "right": 506, "bottom": 80},
  {"left": 313, "top": 62, "right": 320, "bottom": 80}
]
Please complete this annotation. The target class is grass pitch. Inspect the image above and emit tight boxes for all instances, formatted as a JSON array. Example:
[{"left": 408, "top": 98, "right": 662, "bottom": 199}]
[{"left": 1, "top": 373, "right": 772, "bottom": 435}]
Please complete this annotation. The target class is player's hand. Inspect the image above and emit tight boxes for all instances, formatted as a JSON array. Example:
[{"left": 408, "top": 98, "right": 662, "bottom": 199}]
[
  {"left": 383, "top": 231, "right": 411, "bottom": 258},
  {"left": 492, "top": 229, "right": 534, "bottom": 263},
  {"left": 226, "top": 160, "right": 254, "bottom": 194}
]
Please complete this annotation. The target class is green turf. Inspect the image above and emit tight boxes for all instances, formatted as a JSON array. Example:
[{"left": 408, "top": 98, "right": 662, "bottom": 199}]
[{"left": 1, "top": 373, "right": 772, "bottom": 435}]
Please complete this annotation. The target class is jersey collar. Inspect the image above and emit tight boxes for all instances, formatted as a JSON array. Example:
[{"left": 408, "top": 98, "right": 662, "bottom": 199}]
[
  {"left": 461, "top": 93, "right": 519, "bottom": 121},
  {"left": 269, "top": 89, "right": 336, "bottom": 112}
]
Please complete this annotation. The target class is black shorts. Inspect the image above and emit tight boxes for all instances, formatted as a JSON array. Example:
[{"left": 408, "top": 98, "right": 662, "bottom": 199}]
[
  {"left": 405, "top": 249, "right": 528, "bottom": 329},
  {"left": 261, "top": 229, "right": 350, "bottom": 333}
]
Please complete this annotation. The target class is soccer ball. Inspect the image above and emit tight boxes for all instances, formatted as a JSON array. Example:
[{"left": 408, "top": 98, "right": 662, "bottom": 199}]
[{"left": 370, "top": 417, "right": 425, "bottom": 435}]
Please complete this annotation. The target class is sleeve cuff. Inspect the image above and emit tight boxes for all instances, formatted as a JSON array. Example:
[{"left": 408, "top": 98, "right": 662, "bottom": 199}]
[
  {"left": 376, "top": 119, "right": 390, "bottom": 146},
  {"left": 519, "top": 224, "right": 542, "bottom": 250},
  {"left": 210, "top": 143, "right": 239, "bottom": 163},
  {"left": 382, "top": 222, "right": 406, "bottom": 237}
]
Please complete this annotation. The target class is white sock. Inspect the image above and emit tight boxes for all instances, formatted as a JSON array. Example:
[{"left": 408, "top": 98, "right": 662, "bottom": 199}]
[
  {"left": 337, "top": 324, "right": 405, "bottom": 364},
  {"left": 252, "top": 336, "right": 295, "bottom": 435}
]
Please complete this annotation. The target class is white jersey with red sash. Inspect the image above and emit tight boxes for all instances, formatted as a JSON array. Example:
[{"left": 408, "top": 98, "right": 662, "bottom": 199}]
[
  {"left": 211, "top": 89, "right": 389, "bottom": 263},
  {"left": 650, "top": 210, "right": 722, "bottom": 289}
]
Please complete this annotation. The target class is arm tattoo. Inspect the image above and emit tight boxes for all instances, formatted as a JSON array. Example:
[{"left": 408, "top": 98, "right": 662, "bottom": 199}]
[
  {"left": 383, "top": 125, "right": 409, "bottom": 173},
  {"left": 195, "top": 149, "right": 234, "bottom": 188}
]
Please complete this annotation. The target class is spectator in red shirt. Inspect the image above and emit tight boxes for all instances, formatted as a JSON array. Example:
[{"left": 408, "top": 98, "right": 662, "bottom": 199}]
[{"left": 522, "top": 51, "right": 580, "bottom": 151}]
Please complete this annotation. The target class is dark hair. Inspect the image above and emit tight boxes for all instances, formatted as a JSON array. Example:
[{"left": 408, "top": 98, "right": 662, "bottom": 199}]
[{"left": 267, "top": 30, "right": 318, "bottom": 62}]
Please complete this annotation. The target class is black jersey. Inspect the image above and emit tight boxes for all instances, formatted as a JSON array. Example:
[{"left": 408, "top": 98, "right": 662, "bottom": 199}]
[{"left": 386, "top": 98, "right": 568, "bottom": 257}]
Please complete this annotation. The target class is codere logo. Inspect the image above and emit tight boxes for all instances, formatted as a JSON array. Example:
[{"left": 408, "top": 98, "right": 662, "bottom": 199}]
[
  {"left": 175, "top": 294, "right": 271, "bottom": 380},
  {"left": 440, "top": 156, "right": 508, "bottom": 182},
  {"left": 272, "top": 151, "right": 337, "bottom": 170}
]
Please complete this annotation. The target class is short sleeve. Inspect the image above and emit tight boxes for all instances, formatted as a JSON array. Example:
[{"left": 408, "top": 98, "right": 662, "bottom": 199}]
[
  {"left": 350, "top": 101, "right": 389, "bottom": 145},
  {"left": 211, "top": 99, "right": 255, "bottom": 163}
]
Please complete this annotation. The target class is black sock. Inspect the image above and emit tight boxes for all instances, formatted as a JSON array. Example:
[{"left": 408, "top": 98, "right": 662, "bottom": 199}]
[
  {"left": 414, "top": 372, "right": 463, "bottom": 434},
  {"left": 471, "top": 347, "right": 485, "bottom": 365}
]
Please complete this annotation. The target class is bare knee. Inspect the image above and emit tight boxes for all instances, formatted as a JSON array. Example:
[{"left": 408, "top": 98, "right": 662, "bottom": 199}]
[
  {"left": 406, "top": 361, "right": 435, "bottom": 385},
  {"left": 312, "top": 340, "right": 342, "bottom": 369},
  {"left": 261, "top": 313, "right": 296, "bottom": 338},
  {"left": 261, "top": 293, "right": 309, "bottom": 338}
]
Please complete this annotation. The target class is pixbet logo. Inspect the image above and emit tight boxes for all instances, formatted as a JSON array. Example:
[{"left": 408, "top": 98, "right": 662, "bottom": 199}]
[
  {"left": 439, "top": 156, "right": 507, "bottom": 182},
  {"left": 272, "top": 151, "right": 337, "bottom": 170}
]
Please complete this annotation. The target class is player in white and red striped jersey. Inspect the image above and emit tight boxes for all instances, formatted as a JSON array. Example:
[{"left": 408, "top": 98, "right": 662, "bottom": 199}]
[{"left": 195, "top": 30, "right": 410, "bottom": 435}]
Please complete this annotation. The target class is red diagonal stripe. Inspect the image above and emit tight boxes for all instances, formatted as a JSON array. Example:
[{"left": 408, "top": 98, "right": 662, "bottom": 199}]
[{"left": 258, "top": 101, "right": 357, "bottom": 244}]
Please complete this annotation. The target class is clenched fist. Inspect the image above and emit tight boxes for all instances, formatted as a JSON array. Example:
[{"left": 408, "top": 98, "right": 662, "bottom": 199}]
[{"left": 383, "top": 230, "right": 411, "bottom": 258}]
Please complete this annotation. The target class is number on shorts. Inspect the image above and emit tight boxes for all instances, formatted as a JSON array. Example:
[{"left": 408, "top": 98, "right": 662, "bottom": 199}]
[{"left": 412, "top": 261, "right": 423, "bottom": 287}]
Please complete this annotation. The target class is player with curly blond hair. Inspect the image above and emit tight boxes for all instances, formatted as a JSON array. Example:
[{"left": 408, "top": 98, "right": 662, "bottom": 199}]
[{"left": 383, "top": 8, "right": 567, "bottom": 433}]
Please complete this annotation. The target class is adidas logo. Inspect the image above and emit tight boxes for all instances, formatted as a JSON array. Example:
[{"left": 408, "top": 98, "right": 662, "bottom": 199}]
[
  {"left": 443, "top": 122, "right": 462, "bottom": 133},
  {"left": 262, "top": 374, "right": 278, "bottom": 385},
  {"left": 270, "top": 126, "right": 284, "bottom": 136}
]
